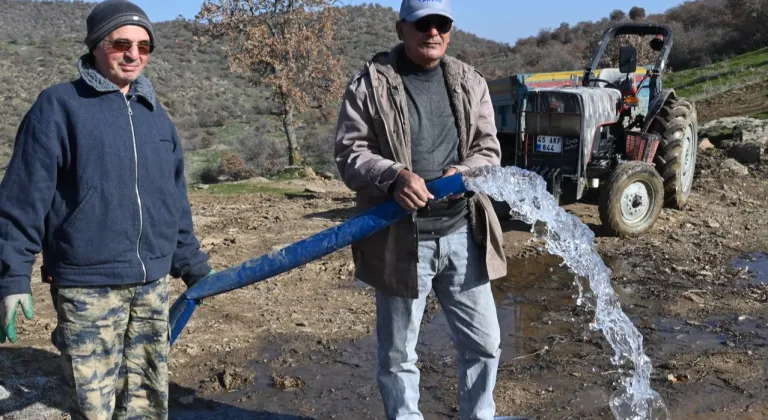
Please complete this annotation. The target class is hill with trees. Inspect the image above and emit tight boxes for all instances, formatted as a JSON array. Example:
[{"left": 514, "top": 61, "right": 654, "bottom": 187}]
[{"left": 0, "top": 0, "right": 765, "bottom": 180}]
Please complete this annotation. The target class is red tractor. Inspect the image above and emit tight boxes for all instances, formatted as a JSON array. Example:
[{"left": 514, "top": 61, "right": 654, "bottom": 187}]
[{"left": 489, "top": 23, "right": 698, "bottom": 236}]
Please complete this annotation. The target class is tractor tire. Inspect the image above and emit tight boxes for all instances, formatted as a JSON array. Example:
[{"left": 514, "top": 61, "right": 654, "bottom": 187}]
[
  {"left": 599, "top": 161, "right": 664, "bottom": 237},
  {"left": 649, "top": 97, "right": 698, "bottom": 209}
]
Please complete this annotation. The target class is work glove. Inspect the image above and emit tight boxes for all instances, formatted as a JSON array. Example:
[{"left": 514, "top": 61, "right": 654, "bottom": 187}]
[{"left": 0, "top": 294, "right": 34, "bottom": 344}]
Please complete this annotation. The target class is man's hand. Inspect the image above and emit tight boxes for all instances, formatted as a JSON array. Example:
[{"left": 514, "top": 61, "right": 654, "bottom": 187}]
[
  {"left": 393, "top": 170, "right": 434, "bottom": 212},
  {"left": 443, "top": 167, "right": 465, "bottom": 200},
  {"left": 191, "top": 269, "right": 217, "bottom": 306},
  {"left": 0, "top": 294, "right": 34, "bottom": 344}
]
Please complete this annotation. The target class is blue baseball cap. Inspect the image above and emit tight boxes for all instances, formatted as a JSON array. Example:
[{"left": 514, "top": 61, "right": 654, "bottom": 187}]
[{"left": 399, "top": 0, "right": 453, "bottom": 22}]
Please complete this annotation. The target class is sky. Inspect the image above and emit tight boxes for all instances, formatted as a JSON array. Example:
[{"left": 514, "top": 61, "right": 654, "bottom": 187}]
[{"left": 111, "top": 0, "right": 682, "bottom": 46}]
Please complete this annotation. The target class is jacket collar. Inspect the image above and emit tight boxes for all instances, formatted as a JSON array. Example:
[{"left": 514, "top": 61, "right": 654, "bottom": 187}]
[
  {"left": 77, "top": 54, "right": 157, "bottom": 110},
  {"left": 368, "top": 43, "right": 469, "bottom": 93}
]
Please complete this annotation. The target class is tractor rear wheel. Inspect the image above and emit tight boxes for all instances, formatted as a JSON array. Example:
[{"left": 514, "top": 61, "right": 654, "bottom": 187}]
[
  {"left": 649, "top": 97, "right": 698, "bottom": 209},
  {"left": 599, "top": 161, "right": 664, "bottom": 237}
]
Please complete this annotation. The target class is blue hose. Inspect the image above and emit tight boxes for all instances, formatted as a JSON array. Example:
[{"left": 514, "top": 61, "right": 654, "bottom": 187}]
[{"left": 169, "top": 173, "right": 468, "bottom": 346}]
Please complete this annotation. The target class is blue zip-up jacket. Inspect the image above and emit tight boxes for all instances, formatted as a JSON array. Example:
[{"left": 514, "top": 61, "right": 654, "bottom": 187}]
[{"left": 0, "top": 55, "right": 212, "bottom": 298}]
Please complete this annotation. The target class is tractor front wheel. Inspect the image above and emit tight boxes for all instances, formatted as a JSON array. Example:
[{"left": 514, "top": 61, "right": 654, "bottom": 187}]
[{"left": 599, "top": 161, "right": 664, "bottom": 237}]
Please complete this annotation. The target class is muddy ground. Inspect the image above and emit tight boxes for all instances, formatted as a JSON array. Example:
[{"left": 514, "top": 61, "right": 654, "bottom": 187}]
[{"left": 2, "top": 150, "right": 768, "bottom": 420}]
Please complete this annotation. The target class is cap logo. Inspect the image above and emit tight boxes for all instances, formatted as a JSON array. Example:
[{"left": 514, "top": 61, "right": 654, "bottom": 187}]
[{"left": 132, "top": 16, "right": 139, "bottom": 20}]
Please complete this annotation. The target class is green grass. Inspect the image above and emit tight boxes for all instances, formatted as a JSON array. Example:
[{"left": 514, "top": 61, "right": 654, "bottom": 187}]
[
  {"left": 750, "top": 111, "right": 768, "bottom": 120},
  {"left": 215, "top": 121, "right": 252, "bottom": 142},
  {"left": 666, "top": 47, "right": 768, "bottom": 100}
]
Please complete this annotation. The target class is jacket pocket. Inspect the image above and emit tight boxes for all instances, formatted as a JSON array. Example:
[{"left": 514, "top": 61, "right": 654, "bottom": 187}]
[
  {"left": 149, "top": 138, "right": 176, "bottom": 183},
  {"left": 58, "top": 187, "right": 95, "bottom": 232},
  {"left": 52, "top": 186, "right": 135, "bottom": 267}
]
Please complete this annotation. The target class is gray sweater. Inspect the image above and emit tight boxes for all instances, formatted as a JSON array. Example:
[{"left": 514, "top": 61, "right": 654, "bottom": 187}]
[{"left": 399, "top": 54, "right": 468, "bottom": 239}]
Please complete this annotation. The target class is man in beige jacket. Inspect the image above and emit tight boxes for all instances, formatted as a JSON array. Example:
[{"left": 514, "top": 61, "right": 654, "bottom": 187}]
[{"left": 334, "top": 1, "right": 507, "bottom": 418}]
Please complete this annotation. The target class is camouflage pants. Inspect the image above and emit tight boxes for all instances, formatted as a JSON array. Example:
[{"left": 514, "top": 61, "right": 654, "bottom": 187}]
[{"left": 50, "top": 275, "right": 170, "bottom": 420}]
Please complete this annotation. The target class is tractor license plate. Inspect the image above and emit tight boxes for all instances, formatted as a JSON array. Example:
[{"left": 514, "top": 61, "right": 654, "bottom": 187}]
[{"left": 536, "top": 135, "right": 562, "bottom": 153}]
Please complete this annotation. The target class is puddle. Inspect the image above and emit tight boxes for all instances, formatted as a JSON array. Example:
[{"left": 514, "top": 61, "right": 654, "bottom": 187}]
[
  {"left": 731, "top": 252, "right": 768, "bottom": 284},
  {"left": 491, "top": 253, "right": 589, "bottom": 362},
  {"left": 640, "top": 317, "right": 728, "bottom": 356}
]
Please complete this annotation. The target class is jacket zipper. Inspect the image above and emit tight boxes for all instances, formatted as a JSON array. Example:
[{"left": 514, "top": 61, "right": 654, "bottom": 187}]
[{"left": 124, "top": 95, "right": 147, "bottom": 283}]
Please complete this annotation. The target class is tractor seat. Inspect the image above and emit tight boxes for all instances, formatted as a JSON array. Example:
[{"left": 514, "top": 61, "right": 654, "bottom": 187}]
[{"left": 587, "top": 68, "right": 634, "bottom": 91}]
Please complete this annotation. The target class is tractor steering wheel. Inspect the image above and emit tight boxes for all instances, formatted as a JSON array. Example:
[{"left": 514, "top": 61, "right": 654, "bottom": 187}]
[{"left": 588, "top": 78, "right": 622, "bottom": 90}]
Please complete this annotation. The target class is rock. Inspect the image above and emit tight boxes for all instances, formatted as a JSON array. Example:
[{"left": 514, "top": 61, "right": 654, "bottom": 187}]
[
  {"left": 683, "top": 291, "right": 705, "bottom": 304},
  {"left": 667, "top": 373, "right": 690, "bottom": 383},
  {"left": 318, "top": 171, "right": 335, "bottom": 180},
  {"left": 698, "top": 138, "right": 715, "bottom": 151},
  {"left": 699, "top": 117, "right": 768, "bottom": 148},
  {"left": 727, "top": 142, "right": 763, "bottom": 164},
  {"left": 217, "top": 367, "right": 250, "bottom": 391},
  {"left": 195, "top": 184, "right": 210, "bottom": 190},
  {"left": 721, "top": 159, "right": 749, "bottom": 176},
  {"left": 209, "top": 143, "right": 235, "bottom": 152},
  {"left": 220, "top": 370, "right": 235, "bottom": 390},
  {"left": 243, "top": 176, "right": 271, "bottom": 184},
  {"left": 271, "top": 374, "right": 306, "bottom": 390},
  {"left": 304, "top": 167, "right": 317, "bottom": 179},
  {"left": 707, "top": 219, "right": 721, "bottom": 228},
  {"left": 305, "top": 186, "right": 326, "bottom": 194}
]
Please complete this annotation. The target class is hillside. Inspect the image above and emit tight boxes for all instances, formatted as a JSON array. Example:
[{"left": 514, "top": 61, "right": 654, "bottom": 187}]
[
  {"left": 0, "top": 1, "right": 514, "bottom": 179},
  {"left": 0, "top": 0, "right": 766, "bottom": 181},
  {"left": 665, "top": 47, "right": 768, "bottom": 123}
]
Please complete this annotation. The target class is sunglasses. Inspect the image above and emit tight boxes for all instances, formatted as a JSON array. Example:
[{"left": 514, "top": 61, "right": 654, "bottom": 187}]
[
  {"left": 104, "top": 39, "right": 154, "bottom": 55},
  {"left": 412, "top": 15, "right": 453, "bottom": 34}
]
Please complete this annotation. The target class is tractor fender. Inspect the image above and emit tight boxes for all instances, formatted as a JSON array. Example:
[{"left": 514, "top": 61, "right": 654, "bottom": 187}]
[{"left": 642, "top": 88, "right": 677, "bottom": 133}]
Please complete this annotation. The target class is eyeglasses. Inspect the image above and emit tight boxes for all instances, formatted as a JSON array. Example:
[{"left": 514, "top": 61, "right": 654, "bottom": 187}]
[
  {"left": 104, "top": 39, "right": 154, "bottom": 55},
  {"left": 412, "top": 15, "right": 453, "bottom": 34}
]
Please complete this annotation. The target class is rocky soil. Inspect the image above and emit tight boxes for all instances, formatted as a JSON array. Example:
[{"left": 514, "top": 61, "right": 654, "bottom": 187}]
[{"left": 1, "top": 131, "right": 767, "bottom": 419}]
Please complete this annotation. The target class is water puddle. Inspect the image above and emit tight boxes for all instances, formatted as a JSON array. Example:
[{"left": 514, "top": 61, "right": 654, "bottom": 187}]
[
  {"left": 731, "top": 252, "right": 768, "bottom": 284},
  {"left": 491, "top": 253, "right": 590, "bottom": 362}
]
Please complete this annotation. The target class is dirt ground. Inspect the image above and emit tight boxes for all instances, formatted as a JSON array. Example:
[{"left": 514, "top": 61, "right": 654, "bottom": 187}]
[
  {"left": 1, "top": 150, "right": 768, "bottom": 420},
  {"left": 694, "top": 80, "right": 768, "bottom": 124}
]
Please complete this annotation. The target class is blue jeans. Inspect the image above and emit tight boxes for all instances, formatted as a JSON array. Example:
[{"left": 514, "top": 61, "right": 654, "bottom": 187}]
[{"left": 375, "top": 225, "right": 501, "bottom": 420}]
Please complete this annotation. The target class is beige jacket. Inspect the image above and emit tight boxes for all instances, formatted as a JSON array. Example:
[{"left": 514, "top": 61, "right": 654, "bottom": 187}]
[{"left": 334, "top": 44, "right": 507, "bottom": 299}]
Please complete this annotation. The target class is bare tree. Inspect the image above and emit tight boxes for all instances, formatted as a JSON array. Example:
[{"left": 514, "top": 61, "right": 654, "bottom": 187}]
[
  {"left": 194, "top": 0, "right": 346, "bottom": 166},
  {"left": 727, "top": 0, "right": 768, "bottom": 50}
]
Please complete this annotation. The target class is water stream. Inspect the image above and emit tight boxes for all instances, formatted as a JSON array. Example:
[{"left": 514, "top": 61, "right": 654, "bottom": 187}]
[{"left": 462, "top": 165, "right": 669, "bottom": 420}]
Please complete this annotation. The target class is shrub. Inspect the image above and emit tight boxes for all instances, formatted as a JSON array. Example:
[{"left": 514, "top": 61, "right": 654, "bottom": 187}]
[
  {"left": 219, "top": 152, "right": 256, "bottom": 181},
  {"left": 236, "top": 134, "right": 285, "bottom": 175}
]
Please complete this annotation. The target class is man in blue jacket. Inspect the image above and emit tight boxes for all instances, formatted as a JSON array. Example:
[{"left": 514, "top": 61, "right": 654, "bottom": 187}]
[{"left": 0, "top": 1, "right": 215, "bottom": 418}]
